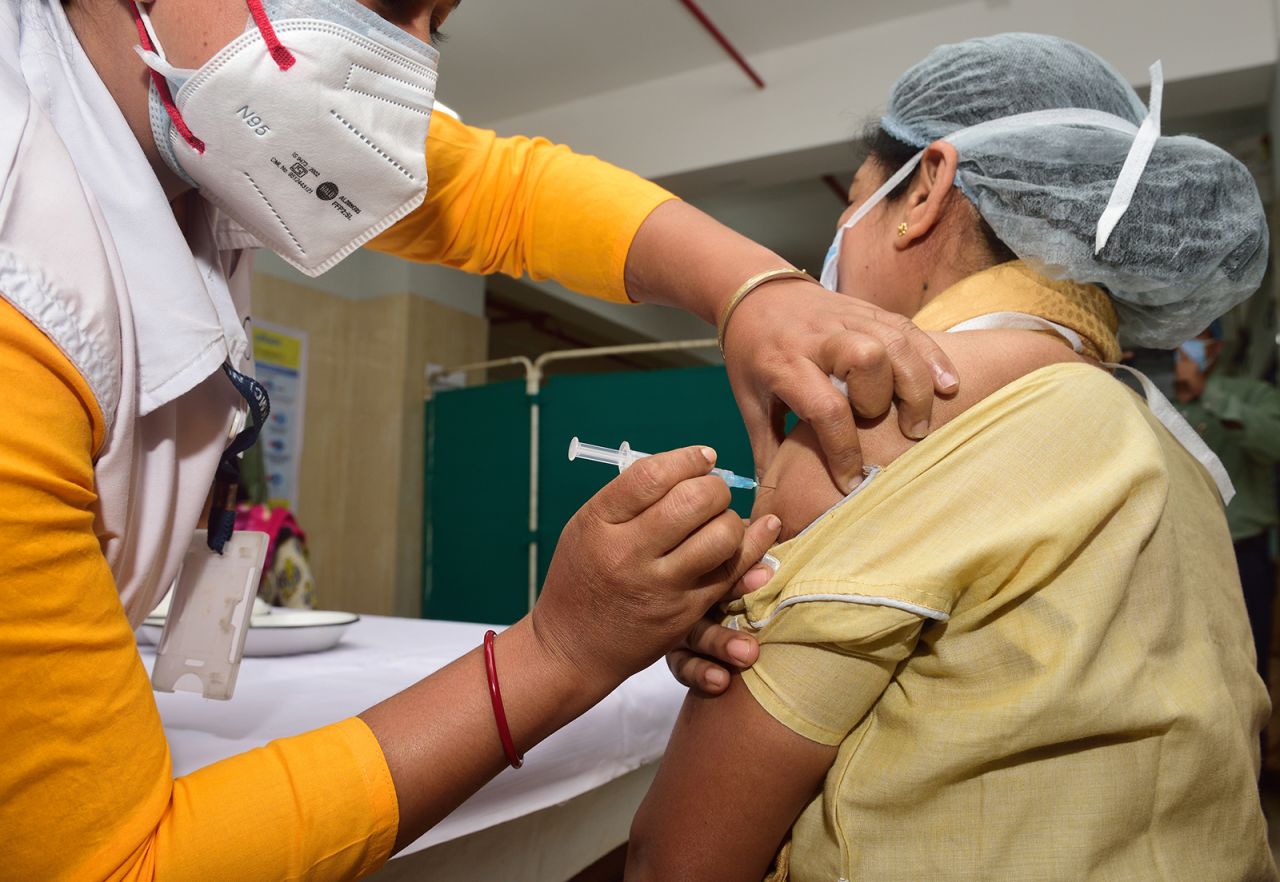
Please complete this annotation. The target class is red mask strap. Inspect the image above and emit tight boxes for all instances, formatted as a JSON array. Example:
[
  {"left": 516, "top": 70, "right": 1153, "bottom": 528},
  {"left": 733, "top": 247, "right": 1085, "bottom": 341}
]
[
  {"left": 129, "top": 3, "right": 205, "bottom": 154},
  {"left": 246, "top": 0, "right": 297, "bottom": 71}
]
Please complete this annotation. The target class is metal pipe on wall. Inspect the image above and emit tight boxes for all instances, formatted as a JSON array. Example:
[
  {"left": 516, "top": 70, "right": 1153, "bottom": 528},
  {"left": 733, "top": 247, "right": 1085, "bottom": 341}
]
[
  {"left": 674, "top": 0, "right": 766, "bottom": 90},
  {"left": 822, "top": 174, "right": 850, "bottom": 204}
]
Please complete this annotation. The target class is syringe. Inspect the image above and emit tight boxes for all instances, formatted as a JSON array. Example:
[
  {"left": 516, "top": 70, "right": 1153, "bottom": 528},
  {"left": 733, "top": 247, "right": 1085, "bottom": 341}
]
[{"left": 568, "top": 437, "right": 758, "bottom": 490}]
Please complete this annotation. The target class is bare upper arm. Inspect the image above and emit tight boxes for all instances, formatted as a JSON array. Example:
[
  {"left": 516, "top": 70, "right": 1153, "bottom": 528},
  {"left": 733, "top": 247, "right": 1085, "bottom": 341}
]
[
  {"left": 625, "top": 675, "right": 837, "bottom": 882},
  {"left": 753, "top": 329, "right": 1085, "bottom": 539}
]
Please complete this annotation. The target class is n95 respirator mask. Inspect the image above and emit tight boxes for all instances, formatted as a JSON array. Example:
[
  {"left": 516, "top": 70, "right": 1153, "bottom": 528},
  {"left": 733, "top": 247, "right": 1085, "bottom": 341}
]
[{"left": 132, "top": 0, "right": 438, "bottom": 277}]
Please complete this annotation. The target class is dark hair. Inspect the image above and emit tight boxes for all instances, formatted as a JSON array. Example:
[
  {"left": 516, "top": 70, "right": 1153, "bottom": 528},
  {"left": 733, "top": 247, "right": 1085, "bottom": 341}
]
[{"left": 859, "top": 121, "right": 1016, "bottom": 265}]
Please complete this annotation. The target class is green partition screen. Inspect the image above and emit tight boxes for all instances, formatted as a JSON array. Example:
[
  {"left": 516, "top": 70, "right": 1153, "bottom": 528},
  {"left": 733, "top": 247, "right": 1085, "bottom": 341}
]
[
  {"left": 424, "top": 365, "right": 754, "bottom": 625},
  {"left": 423, "top": 379, "right": 531, "bottom": 625},
  {"left": 535, "top": 366, "right": 754, "bottom": 585}
]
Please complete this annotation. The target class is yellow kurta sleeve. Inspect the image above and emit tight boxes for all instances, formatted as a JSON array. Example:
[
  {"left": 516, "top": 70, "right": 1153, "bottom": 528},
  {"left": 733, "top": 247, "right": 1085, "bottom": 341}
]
[
  {"left": 0, "top": 298, "right": 397, "bottom": 882},
  {"left": 741, "top": 608, "right": 924, "bottom": 746},
  {"left": 368, "top": 112, "right": 676, "bottom": 302}
]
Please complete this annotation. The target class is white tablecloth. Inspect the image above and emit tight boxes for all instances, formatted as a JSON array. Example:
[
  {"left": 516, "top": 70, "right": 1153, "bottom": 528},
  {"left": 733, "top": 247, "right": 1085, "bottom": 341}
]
[{"left": 141, "top": 615, "right": 684, "bottom": 857}]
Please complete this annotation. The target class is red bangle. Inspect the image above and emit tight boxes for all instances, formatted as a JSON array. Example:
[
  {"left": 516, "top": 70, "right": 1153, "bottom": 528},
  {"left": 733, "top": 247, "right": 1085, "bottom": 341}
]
[{"left": 483, "top": 630, "right": 524, "bottom": 769}]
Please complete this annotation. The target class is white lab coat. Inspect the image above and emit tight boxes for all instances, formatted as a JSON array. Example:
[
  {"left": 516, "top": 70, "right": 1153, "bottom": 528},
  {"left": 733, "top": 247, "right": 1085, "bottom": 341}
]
[{"left": 2, "top": 0, "right": 257, "bottom": 626}]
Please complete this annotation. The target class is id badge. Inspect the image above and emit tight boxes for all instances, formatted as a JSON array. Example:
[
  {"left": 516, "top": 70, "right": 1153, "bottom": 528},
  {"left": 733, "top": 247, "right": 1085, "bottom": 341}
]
[{"left": 152, "top": 530, "right": 269, "bottom": 700}]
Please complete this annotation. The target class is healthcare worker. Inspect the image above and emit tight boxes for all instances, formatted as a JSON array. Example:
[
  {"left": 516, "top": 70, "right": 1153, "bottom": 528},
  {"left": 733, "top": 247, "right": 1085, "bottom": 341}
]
[{"left": 0, "top": 1, "right": 958, "bottom": 879}]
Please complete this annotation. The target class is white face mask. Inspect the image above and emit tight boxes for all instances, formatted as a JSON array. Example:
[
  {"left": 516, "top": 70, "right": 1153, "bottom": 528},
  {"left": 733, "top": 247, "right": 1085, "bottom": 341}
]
[
  {"left": 131, "top": 0, "right": 439, "bottom": 277},
  {"left": 819, "top": 63, "right": 1166, "bottom": 294}
]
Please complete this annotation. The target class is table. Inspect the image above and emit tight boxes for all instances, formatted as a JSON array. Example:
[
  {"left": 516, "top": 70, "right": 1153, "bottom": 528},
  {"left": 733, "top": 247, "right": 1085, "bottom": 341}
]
[{"left": 141, "top": 615, "right": 685, "bottom": 878}]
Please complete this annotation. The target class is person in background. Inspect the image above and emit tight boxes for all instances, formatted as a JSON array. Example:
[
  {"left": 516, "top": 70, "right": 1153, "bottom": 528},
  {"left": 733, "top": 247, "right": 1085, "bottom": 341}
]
[{"left": 1174, "top": 324, "right": 1280, "bottom": 685}]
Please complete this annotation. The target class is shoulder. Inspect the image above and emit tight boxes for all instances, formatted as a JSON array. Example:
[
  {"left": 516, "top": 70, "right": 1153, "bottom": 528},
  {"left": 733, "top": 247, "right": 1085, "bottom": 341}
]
[
  {"left": 763, "top": 362, "right": 1166, "bottom": 601},
  {"left": 859, "top": 329, "right": 1091, "bottom": 466},
  {"left": 894, "top": 358, "right": 1168, "bottom": 510},
  {"left": 754, "top": 332, "right": 1140, "bottom": 539},
  {"left": 920, "top": 338, "right": 1153, "bottom": 455}
]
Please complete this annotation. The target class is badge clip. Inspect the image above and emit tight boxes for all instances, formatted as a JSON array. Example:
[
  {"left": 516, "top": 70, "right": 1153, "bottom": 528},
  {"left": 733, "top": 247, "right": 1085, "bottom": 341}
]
[{"left": 152, "top": 529, "right": 269, "bottom": 700}]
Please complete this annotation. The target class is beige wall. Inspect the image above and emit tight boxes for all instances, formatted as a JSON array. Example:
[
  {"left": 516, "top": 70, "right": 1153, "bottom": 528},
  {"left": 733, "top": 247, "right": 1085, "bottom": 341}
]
[{"left": 251, "top": 273, "right": 488, "bottom": 618}]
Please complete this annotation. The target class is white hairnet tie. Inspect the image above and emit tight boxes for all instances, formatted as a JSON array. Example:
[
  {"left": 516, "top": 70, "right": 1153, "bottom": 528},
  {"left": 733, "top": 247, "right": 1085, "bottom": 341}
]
[{"left": 1095, "top": 61, "right": 1162, "bottom": 254}]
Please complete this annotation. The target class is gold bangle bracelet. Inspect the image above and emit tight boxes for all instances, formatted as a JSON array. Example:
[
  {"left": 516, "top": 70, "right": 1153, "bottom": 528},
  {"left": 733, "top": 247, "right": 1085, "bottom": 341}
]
[{"left": 717, "top": 268, "right": 817, "bottom": 357}]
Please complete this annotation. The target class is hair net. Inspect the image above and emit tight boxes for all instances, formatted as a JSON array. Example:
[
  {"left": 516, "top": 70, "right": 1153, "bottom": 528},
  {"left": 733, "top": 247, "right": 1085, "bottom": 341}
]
[{"left": 881, "top": 33, "right": 1268, "bottom": 349}]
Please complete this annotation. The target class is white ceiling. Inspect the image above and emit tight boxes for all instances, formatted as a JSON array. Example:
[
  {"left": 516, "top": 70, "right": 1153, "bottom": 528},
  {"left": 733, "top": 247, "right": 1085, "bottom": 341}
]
[
  {"left": 689, "top": 176, "right": 849, "bottom": 274},
  {"left": 437, "top": 1, "right": 1277, "bottom": 344},
  {"left": 437, "top": 0, "right": 969, "bottom": 124}
]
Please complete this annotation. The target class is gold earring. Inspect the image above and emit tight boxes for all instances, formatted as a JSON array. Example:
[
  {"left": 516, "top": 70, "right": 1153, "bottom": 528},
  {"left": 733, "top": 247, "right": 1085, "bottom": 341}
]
[{"left": 897, "top": 222, "right": 909, "bottom": 238}]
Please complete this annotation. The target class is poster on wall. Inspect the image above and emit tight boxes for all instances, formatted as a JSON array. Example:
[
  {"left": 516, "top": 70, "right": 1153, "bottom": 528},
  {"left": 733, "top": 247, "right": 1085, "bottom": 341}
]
[{"left": 252, "top": 321, "right": 308, "bottom": 511}]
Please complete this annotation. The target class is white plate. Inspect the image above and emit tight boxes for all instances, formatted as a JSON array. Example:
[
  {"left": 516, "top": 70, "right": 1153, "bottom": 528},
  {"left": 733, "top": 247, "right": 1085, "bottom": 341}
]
[{"left": 139, "top": 608, "right": 360, "bottom": 657}]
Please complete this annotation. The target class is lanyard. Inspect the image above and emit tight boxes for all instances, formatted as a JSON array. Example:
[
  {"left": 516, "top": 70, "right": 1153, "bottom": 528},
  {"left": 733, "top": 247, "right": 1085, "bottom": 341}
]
[{"left": 208, "top": 362, "right": 271, "bottom": 553}]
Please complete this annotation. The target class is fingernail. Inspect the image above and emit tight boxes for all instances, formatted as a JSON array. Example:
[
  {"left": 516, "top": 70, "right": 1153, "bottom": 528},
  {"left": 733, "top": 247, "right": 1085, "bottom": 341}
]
[
  {"left": 765, "top": 515, "right": 781, "bottom": 532},
  {"left": 743, "top": 566, "right": 772, "bottom": 592},
  {"left": 728, "top": 638, "right": 756, "bottom": 665},
  {"left": 909, "top": 420, "right": 930, "bottom": 440},
  {"left": 705, "top": 668, "right": 729, "bottom": 689},
  {"left": 701, "top": 447, "right": 717, "bottom": 464},
  {"left": 761, "top": 553, "right": 781, "bottom": 571},
  {"left": 937, "top": 369, "right": 958, "bottom": 388}
]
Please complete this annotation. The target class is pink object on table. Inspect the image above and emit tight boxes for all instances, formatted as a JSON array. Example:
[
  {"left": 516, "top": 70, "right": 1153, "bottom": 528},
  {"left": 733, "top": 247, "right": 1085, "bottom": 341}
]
[{"left": 234, "top": 503, "right": 306, "bottom": 573}]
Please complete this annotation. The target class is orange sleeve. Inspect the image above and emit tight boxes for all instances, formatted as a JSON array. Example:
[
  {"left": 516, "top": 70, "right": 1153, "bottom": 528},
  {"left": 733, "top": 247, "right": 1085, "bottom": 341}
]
[
  {"left": 0, "top": 298, "right": 398, "bottom": 882},
  {"left": 368, "top": 112, "right": 676, "bottom": 303}
]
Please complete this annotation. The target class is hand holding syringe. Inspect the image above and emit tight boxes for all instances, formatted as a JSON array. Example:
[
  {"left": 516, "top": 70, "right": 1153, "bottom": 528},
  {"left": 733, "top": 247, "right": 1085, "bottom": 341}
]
[{"left": 568, "top": 437, "right": 760, "bottom": 491}]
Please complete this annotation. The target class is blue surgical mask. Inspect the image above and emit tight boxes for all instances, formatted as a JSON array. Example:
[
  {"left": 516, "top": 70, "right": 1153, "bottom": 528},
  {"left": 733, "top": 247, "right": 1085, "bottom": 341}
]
[
  {"left": 819, "top": 156, "right": 923, "bottom": 292},
  {"left": 1179, "top": 339, "right": 1212, "bottom": 372}
]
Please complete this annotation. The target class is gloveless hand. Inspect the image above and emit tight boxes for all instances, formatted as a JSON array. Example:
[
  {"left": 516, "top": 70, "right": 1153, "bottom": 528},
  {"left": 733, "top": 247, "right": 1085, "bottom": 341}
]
[
  {"left": 723, "top": 279, "right": 958, "bottom": 492},
  {"left": 531, "top": 446, "right": 782, "bottom": 692},
  {"left": 665, "top": 557, "right": 772, "bottom": 695}
]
